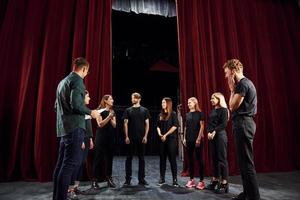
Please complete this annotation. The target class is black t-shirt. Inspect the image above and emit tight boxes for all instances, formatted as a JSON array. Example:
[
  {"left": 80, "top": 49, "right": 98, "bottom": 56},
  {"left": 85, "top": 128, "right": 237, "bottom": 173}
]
[
  {"left": 157, "top": 111, "right": 179, "bottom": 139},
  {"left": 186, "top": 111, "right": 204, "bottom": 142},
  {"left": 97, "top": 109, "right": 114, "bottom": 139},
  {"left": 123, "top": 106, "right": 150, "bottom": 140},
  {"left": 233, "top": 77, "right": 257, "bottom": 119},
  {"left": 208, "top": 107, "right": 228, "bottom": 133}
]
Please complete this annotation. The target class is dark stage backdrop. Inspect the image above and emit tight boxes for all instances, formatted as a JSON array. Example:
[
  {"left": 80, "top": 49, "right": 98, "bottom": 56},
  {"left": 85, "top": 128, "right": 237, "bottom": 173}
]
[
  {"left": 176, "top": 0, "right": 300, "bottom": 176},
  {"left": 0, "top": 0, "right": 112, "bottom": 182},
  {"left": 0, "top": 0, "right": 300, "bottom": 182}
]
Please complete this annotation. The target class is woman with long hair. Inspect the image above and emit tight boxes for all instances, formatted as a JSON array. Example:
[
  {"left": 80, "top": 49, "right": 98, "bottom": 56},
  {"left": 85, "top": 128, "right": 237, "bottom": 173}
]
[
  {"left": 183, "top": 97, "right": 205, "bottom": 190},
  {"left": 92, "top": 95, "right": 116, "bottom": 189},
  {"left": 206, "top": 92, "right": 229, "bottom": 193},
  {"left": 157, "top": 97, "right": 179, "bottom": 187}
]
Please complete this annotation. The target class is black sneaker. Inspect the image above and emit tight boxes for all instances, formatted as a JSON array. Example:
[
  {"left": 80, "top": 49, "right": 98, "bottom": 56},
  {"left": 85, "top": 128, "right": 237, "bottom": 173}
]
[
  {"left": 123, "top": 179, "right": 131, "bottom": 186},
  {"left": 173, "top": 179, "right": 180, "bottom": 187},
  {"left": 138, "top": 179, "right": 149, "bottom": 185},
  {"left": 107, "top": 177, "right": 116, "bottom": 188},
  {"left": 215, "top": 183, "right": 229, "bottom": 194},
  {"left": 232, "top": 192, "right": 246, "bottom": 200},
  {"left": 73, "top": 187, "right": 83, "bottom": 195},
  {"left": 91, "top": 181, "right": 100, "bottom": 190},
  {"left": 206, "top": 180, "right": 219, "bottom": 190},
  {"left": 157, "top": 178, "right": 165, "bottom": 186}
]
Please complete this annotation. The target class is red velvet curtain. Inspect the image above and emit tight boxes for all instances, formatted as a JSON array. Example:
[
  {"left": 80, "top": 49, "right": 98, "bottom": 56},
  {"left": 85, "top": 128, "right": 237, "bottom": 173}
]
[
  {"left": 0, "top": 0, "right": 112, "bottom": 182},
  {"left": 176, "top": 0, "right": 300, "bottom": 176}
]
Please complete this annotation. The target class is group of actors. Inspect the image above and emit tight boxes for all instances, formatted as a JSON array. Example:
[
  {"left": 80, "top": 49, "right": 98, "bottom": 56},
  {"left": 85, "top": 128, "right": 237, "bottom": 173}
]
[{"left": 53, "top": 57, "right": 260, "bottom": 200}]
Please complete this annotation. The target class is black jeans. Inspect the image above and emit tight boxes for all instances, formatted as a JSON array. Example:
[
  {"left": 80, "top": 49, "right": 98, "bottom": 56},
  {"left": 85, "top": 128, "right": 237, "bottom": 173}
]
[
  {"left": 125, "top": 139, "right": 146, "bottom": 181},
  {"left": 186, "top": 141, "right": 204, "bottom": 180},
  {"left": 70, "top": 136, "right": 90, "bottom": 185},
  {"left": 210, "top": 130, "right": 228, "bottom": 180},
  {"left": 53, "top": 128, "right": 85, "bottom": 200},
  {"left": 93, "top": 130, "right": 114, "bottom": 181},
  {"left": 233, "top": 116, "right": 260, "bottom": 200},
  {"left": 159, "top": 137, "right": 177, "bottom": 180}
]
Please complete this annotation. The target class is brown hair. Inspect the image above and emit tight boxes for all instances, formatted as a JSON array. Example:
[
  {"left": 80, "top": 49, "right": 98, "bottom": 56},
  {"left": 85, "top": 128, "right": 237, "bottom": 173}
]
[
  {"left": 131, "top": 92, "right": 142, "bottom": 99},
  {"left": 188, "top": 97, "right": 201, "bottom": 112},
  {"left": 223, "top": 59, "right": 243, "bottom": 72},
  {"left": 72, "top": 57, "right": 89, "bottom": 70},
  {"left": 160, "top": 97, "right": 173, "bottom": 120},
  {"left": 97, "top": 94, "right": 112, "bottom": 109}
]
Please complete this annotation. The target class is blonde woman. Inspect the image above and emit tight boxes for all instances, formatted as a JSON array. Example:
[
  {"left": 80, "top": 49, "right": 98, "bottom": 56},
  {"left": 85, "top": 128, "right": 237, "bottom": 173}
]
[
  {"left": 183, "top": 97, "right": 205, "bottom": 189},
  {"left": 207, "top": 92, "right": 229, "bottom": 194}
]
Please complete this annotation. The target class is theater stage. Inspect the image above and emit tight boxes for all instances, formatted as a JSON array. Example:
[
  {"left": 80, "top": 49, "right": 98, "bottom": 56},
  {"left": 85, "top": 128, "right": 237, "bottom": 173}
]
[{"left": 0, "top": 156, "right": 299, "bottom": 200}]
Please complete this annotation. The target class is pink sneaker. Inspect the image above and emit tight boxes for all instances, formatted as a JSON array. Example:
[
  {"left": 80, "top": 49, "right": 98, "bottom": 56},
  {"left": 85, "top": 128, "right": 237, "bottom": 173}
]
[
  {"left": 185, "top": 179, "right": 196, "bottom": 188},
  {"left": 196, "top": 181, "right": 205, "bottom": 190}
]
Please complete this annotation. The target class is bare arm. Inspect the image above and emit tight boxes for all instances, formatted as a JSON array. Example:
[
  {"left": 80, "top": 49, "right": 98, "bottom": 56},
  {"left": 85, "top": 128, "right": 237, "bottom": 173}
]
[
  {"left": 164, "top": 126, "right": 177, "bottom": 137},
  {"left": 142, "top": 119, "right": 150, "bottom": 144},
  {"left": 96, "top": 112, "right": 113, "bottom": 128},
  {"left": 110, "top": 116, "right": 116, "bottom": 128},
  {"left": 183, "top": 126, "right": 187, "bottom": 146},
  {"left": 124, "top": 119, "right": 128, "bottom": 138},
  {"left": 144, "top": 119, "right": 149, "bottom": 138},
  {"left": 157, "top": 127, "right": 162, "bottom": 137},
  {"left": 229, "top": 92, "right": 244, "bottom": 112},
  {"left": 161, "top": 126, "right": 177, "bottom": 142},
  {"left": 197, "top": 120, "right": 205, "bottom": 139}
]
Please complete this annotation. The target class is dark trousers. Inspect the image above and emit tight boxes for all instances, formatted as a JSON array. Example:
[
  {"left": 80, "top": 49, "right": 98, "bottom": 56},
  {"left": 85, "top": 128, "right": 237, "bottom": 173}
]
[
  {"left": 93, "top": 132, "right": 114, "bottom": 181},
  {"left": 159, "top": 138, "right": 178, "bottom": 180},
  {"left": 53, "top": 128, "right": 85, "bottom": 200},
  {"left": 210, "top": 130, "right": 229, "bottom": 180},
  {"left": 70, "top": 136, "right": 89, "bottom": 185},
  {"left": 125, "top": 139, "right": 146, "bottom": 181},
  {"left": 233, "top": 116, "right": 260, "bottom": 200},
  {"left": 186, "top": 141, "right": 204, "bottom": 180}
]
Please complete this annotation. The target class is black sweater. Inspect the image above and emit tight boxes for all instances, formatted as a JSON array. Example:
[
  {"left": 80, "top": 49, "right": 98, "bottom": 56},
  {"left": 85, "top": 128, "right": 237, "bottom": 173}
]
[{"left": 207, "top": 107, "right": 228, "bottom": 133}]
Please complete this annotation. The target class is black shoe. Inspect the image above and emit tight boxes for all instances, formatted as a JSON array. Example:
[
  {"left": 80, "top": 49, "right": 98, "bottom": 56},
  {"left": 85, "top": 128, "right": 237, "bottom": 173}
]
[
  {"left": 138, "top": 179, "right": 149, "bottom": 185},
  {"left": 206, "top": 180, "right": 219, "bottom": 190},
  {"left": 91, "top": 181, "right": 100, "bottom": 189},
  {"left": 157, "top": 177, "right": 165, "bottom": 186},
  {"left": 232, "top": 192, "right": 246, "bottom": 200},
  {"left": 73, "top": 187, "right": 83, "bottom": 195},
  {"left": 215, "top": 183, "right": 229, "bottom": 194},
  {"left": 123, "top": 179, "right": 131, "bottom": 186},
  {"left": 173, "top": 179, "right": 180, "bottom": 187},
  {"left": 107, "top": 177, "right": 116, "bottom": 188}
]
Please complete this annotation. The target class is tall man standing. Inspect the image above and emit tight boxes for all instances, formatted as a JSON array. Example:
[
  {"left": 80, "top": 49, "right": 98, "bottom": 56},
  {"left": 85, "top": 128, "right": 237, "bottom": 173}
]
[
  {"left": 223, "top": 59, "right": 260, "bottom": 200},
  {"left": 53, "top": 57, "right": 100, "bottom": 200},
  {"left": 123, "top": 92, "right": 150, "bottom": 186}
]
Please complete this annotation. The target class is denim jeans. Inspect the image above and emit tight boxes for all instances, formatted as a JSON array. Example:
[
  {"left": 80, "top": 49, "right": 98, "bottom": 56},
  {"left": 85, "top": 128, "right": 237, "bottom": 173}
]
[{"left": 52, "top": 128, "right": 85, "bottom": 200}]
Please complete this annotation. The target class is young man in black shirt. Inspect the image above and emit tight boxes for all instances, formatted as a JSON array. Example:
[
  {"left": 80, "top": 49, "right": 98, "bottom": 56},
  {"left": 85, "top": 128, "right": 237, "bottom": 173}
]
[
  {"left": 123, "top": 92, "right": 150, "bottom": 186},
  {"left": 223, "top": 59, "right": 260, "bottom": 200}
]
